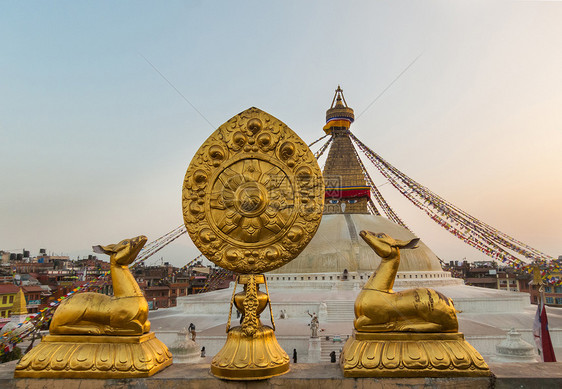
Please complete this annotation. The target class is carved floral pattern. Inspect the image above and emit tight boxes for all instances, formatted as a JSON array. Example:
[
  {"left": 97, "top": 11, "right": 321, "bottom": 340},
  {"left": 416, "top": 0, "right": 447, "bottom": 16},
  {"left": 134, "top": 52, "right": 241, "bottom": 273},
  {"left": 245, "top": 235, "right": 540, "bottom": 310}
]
[
  {"left": 341, "top": 333, "right": 490, "bottom": 377},
  {"left": 14, "top": 334, "right": 172, "bottom": 378},
  {"left": 183, "top": 107, "right": 324, "bottom": 273}
]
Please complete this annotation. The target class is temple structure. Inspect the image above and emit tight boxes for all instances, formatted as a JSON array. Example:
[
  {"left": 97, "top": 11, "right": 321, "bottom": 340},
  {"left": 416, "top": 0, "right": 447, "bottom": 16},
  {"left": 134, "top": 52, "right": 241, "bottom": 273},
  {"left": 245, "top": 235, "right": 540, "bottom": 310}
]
[
  {"left": 269, "top": 87, "right": 455, "bottom": 282},
  {"left": 149, "top": 88, "right": 561, "bottom": 363}
]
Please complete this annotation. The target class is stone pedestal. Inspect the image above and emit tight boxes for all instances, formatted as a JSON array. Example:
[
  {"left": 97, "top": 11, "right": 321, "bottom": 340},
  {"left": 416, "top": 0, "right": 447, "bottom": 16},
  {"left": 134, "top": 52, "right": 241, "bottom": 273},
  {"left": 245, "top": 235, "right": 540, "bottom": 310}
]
[
  {"left": 168, "top": 328, "right": 201, "bottom": 364},
  {"left": 14, "top": 332, "right": 172, "bottom": 378},
  {"left": 492, "top": 328, "right": 538, "bottom": 363},
  {"left": 308, "top": 337, "right": 322, "bottom": 363},
  {"left": 341, "top": 331, "right": 490, "bottom": 378}
]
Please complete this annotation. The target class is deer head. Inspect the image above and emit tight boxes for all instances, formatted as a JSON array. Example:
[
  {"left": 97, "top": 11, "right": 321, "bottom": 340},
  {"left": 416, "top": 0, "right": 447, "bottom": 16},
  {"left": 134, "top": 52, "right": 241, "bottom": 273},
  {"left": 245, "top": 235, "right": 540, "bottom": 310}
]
[
  {"left": 93, "top": 235, "right": 147, "bottom": 266},
  {"left": 359, "top": 231, "right": 419, "bottom": 259}
]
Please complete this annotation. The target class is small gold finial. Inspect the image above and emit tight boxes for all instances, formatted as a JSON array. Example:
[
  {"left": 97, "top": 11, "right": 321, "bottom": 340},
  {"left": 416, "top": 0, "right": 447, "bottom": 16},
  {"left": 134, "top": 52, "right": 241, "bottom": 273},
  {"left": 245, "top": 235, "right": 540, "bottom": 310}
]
[
  {"left": 326, "top": 85, "right": 354, "bottom": 124},
  {"left": 12, "top": 288, "right": 28, "bottom": 316},
  {"left": 533, "top": 265, "right": 543, "bottom": 285}
]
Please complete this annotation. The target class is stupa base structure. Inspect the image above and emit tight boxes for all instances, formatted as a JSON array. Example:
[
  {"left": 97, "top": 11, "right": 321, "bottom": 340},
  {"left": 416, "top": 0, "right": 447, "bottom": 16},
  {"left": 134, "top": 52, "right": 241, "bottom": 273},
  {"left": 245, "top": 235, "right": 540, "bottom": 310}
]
[
  {"left": 14, "top": 332, "right": 172, "bottom": 379},
  {"left": 211, "top": 325, "right": 290, "bottom": 380},
  {"left": 340, "top": 331, "right": 490, "bottom": 378}
]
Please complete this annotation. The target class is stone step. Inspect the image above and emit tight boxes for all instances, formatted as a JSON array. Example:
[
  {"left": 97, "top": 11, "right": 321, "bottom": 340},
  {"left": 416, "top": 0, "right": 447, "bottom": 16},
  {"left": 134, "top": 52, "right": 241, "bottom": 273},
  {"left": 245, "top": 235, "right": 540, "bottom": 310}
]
[
  {"left": 319, "top": 336, "right": 349, "bottom": 362},
  {"left": 325, "top": 301, "right": 355, "bottom": 322}
]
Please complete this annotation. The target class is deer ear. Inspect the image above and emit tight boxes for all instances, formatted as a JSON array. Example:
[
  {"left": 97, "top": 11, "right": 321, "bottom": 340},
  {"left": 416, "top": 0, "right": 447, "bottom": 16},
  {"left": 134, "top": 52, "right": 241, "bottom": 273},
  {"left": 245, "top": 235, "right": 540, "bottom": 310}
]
[
  {"left": 402, "top": 238, "right": 420, "bottom": 250},
  {"left": 93, "top": 244, "right": 117, "bottom": 255}
]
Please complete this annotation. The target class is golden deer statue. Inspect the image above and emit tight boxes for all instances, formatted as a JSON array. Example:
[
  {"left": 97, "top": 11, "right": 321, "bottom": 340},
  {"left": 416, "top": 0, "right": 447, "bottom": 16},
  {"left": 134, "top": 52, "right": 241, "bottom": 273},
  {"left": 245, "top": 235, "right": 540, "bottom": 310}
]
[
  {"left": 341, "top": 231, "right": 490, "bottom": 377},
  {"left": 50, "top": 235, "right": 150, "bottom": 335},
  {"left": 354, "top": 231, "right": 458, "bottom": 333}
]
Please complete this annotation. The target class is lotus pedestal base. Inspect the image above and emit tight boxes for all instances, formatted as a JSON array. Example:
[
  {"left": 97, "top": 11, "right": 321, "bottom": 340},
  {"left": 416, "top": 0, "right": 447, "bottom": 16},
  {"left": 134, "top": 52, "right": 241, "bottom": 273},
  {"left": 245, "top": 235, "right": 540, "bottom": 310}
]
[
  {"left": 14, "top": 332, "right": 172, "bottom": 378},
  {"left": 341, "top": 331, "right": 490, "bottom": 378},
  {"left": 211, "top": 325, "right": 290, "bottom": 380}
]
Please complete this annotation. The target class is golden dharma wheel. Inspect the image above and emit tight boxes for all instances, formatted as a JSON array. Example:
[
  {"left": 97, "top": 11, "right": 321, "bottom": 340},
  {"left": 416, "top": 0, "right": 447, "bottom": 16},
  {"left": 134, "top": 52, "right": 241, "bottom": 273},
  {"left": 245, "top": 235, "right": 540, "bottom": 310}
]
[{"left": 183, "top": 107, "right": 324, "bottom": 274}]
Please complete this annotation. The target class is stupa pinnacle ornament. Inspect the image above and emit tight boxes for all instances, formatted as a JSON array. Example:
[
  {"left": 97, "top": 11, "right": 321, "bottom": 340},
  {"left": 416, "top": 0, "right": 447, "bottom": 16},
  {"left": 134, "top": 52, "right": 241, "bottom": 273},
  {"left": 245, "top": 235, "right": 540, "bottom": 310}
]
[
  {"left": 15, "top": 236, "right": 172, "bottom": 378},
  {"left": 322, "top": 86, "right": 371, "bottom": 215},
  {"left": 183, "top": 107, "right": 324, "bottom": 380},
  {"left": 341, "top": 231, "right": 490, "bottom": 377},
  {"left": 324, "top": 85, "right": 355, "bottom": 131}
]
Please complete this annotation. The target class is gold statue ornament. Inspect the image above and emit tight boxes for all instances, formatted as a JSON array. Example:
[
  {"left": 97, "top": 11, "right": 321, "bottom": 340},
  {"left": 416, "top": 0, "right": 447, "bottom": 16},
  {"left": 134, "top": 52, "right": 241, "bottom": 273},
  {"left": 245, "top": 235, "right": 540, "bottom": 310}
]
[
  {"left": 183, "top": 107, "right": 324, "bottom": 380},
  {"left": 341, "top": 231, "right": 490, "bottom": 377},
  {"left": 50, "top": 236, "right": 151, "bottom": 335},
  {"left": 15, "top": 236, "right": 172, "bottom": 378}
]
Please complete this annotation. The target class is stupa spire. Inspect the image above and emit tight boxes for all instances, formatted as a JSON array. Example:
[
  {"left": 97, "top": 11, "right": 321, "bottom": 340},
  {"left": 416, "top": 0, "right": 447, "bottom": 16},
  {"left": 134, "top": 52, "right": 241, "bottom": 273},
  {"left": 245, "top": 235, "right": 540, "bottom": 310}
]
[
  {"left": 12, "top": 288, "right": 28, "bottom": 316},
  {"left": 322, "top": 86, "right": 370, "bottom": 214}
]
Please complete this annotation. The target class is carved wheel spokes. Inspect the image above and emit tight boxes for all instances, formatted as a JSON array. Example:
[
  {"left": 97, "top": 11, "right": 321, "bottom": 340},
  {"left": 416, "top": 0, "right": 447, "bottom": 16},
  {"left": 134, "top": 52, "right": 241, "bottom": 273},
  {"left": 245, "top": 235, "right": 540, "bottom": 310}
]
[{"left": 182, "top": 107, "right": 324, "bottom": 274}]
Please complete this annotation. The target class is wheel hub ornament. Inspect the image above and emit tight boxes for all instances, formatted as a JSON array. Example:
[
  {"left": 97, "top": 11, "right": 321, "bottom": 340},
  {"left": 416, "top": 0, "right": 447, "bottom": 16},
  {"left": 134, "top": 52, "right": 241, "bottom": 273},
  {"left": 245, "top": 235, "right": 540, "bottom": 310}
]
[{"left": 182, "top": 107, "right": 324, "bottom": 379}]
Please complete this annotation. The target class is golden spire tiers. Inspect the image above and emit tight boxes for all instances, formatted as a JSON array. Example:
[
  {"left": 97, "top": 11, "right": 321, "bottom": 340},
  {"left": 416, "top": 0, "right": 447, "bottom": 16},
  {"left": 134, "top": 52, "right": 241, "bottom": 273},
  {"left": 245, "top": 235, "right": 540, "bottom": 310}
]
[
  {"left": 324, "top": 85, "right": 355, "bottom": 133},
  {"left": 322, "top": 86, "right": 370, "bottom": 215},
  {"left": 183, "top": 107, "right": 324, "bottom": 379}
]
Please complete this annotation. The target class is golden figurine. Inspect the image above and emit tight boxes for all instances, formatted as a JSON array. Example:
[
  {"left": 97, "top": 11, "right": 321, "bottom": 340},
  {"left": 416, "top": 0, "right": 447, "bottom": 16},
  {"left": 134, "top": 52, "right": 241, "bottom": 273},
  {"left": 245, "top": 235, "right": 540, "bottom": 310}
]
[
  {"left": 183, "top": 107, "right": 324, "bottom": 380},
  {"left": 341, "top": 231, "right": 490, "bottom": 377},
  {"left": 15, "top": 236, "right": 172, "bottom": 378},
  {"left": 50, "top": 236, "right": 151, "bottom": 335},
  {"left": 354, "top": 231, "right": 458, "bottom": 333}
]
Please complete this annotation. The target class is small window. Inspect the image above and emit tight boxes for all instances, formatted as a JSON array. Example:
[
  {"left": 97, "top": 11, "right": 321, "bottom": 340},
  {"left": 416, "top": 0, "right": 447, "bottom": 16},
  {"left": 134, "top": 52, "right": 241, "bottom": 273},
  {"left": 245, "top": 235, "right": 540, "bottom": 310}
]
[
  {"left": 315, "top": 277, "right": 317, "bottom": 280},
  {"left": 546, "top": 297, "right": 554, "bottom": 304},
  {"left": 330, "top": 276, "right": 333, "bottom": 280},
  {"left": 555, "top": 298, "right": 562, "bottom": 305},
  {"left": 301, "top": 277, "right": 304, "bottom": 280},
  {"left": 322, "top": 276, "right": 325, "bottom": 280},
  {"left": 545, "top": 286, "right": 552, "bottom": 293}
]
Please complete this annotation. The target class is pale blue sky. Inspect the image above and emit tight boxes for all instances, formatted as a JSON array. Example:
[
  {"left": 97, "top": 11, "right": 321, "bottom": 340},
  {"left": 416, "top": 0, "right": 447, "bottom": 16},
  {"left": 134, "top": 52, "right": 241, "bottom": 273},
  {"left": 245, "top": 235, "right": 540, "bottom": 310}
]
[{"left": 1, "top": 1, "right": 561, "bottom": 266}]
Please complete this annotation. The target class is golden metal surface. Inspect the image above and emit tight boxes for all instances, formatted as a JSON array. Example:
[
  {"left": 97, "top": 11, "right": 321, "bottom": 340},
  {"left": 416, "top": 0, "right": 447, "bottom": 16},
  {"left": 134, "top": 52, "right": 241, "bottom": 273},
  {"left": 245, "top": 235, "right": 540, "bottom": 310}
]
[
  {"left": 211, "top": 274, "right": 289, "bottom": 380},
  {"left": 183, "top": 107, "right": 324, "bottom": 274},
  {"left": 50, "top": 236, "right": 150, "bottom": 335},
  {"left": 341, "top": 331, "right": 490, "bottom": 377},
  {"left": 184, "top": 108, "right": 322, "bottom": 380},
  {"left": 14, "top": 332, "right": 172, "bottom": 378},
  {"left": 354, "top": 231, "right": 458, "bottom": 333},
  {"left": 16, "top": 236, "right": 172, "bottom": 378},
  {"left": 342, "top": 231, "right": 490, "bottom": 377},
  {"left": 324, "top": 86, "right": 354, "bottom": 135},
  {"left": 11, "top": 288, "right": 27, "bottom": 316},
  {"left": 211, "top": 326, "right": 290, "bottom": 380}
]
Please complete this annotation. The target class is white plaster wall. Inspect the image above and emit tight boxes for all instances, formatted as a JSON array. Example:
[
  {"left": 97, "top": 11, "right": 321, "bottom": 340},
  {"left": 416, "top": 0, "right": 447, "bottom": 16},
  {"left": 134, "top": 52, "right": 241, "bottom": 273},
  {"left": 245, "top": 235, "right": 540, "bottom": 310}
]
[
  {"left": 453, "top": 296, "right": 529, "bottom": 314},
  {"left": 465, "top": 335, "right": 505, "bottom": 359}
]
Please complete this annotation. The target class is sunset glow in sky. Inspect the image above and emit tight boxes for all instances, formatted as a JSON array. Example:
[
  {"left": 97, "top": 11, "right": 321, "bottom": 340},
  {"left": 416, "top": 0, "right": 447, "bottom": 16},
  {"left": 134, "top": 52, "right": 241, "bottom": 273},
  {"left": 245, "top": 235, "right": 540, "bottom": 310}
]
[{"left": 2, "top": 1, "right": 561, "bottom": 266}]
